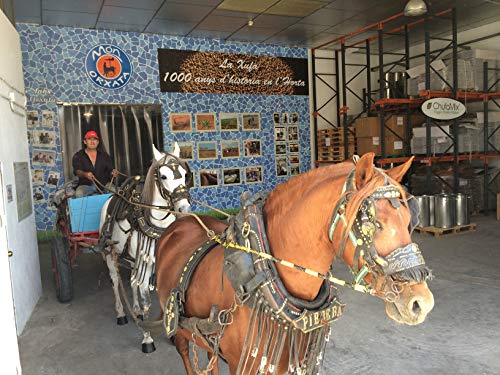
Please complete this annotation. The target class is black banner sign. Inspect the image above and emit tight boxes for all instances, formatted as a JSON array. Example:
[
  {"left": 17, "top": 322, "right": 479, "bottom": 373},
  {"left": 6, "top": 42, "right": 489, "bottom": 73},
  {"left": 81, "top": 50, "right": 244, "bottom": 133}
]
[{"left": 158, "top": 49, "right": 308, "bottom": 95}]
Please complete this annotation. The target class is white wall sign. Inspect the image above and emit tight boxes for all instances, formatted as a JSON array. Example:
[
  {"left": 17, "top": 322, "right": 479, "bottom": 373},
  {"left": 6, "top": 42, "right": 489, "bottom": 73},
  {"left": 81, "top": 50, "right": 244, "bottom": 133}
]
[{"left": 422, "top": 98, "right": 466, "bottom": 120}]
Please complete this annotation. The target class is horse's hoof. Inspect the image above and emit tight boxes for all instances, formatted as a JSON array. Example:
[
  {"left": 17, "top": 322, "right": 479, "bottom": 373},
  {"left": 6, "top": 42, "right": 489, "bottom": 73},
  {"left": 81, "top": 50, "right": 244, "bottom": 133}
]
[
  {"left": 142, "top": 342, "right": 156, "bottom": 353},
  {"left": 136, "top": 314, "right": 144, "bottom": 321},
  {"left": 117, "top": 316, "right": 128, "bottom": 325}
]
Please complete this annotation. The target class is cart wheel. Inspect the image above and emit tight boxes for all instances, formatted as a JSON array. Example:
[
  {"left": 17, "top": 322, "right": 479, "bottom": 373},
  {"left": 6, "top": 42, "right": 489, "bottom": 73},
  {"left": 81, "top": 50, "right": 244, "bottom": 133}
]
[{"left": 51, "top": 237, "right": 73, "bottom": 303}]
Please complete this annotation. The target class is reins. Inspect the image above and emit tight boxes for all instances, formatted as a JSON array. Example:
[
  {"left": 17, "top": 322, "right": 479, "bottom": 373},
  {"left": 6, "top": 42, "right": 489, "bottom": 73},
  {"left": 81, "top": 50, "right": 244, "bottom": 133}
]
[{"left": 93, "top": 175, "right": 378, "bottom": 298}]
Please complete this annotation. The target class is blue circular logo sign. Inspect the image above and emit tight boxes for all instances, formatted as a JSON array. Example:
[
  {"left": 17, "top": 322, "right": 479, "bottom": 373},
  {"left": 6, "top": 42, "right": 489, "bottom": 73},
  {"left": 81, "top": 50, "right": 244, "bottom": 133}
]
[{"left": 85, "top": 44, "right": 132, "bottom": 89}]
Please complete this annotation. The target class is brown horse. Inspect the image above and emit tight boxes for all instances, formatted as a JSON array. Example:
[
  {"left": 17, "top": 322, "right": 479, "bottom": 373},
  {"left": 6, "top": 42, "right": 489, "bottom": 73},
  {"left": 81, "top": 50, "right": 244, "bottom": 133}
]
[{"left": 154, "top": 153, "right": 434, "bottom": 374}]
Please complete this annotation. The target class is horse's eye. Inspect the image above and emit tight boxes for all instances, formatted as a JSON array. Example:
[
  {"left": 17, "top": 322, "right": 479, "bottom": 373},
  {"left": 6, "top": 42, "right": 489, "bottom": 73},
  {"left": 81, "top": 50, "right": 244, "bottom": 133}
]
[{"left": 160, "top": 175, "right": 167, "bottom": 180}]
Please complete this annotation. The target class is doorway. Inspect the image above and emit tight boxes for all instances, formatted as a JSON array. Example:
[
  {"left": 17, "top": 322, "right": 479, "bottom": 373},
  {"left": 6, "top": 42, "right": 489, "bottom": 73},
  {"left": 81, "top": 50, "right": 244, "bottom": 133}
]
[{"left": 58, "top": 104, "right": 164, "bottom": 182}]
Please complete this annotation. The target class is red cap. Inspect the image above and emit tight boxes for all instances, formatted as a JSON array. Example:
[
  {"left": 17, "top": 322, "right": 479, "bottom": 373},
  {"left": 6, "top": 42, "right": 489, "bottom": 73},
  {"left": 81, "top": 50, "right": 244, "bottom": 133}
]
[{"left": 84, "top": 131, "right": 99, "bottom": 139}]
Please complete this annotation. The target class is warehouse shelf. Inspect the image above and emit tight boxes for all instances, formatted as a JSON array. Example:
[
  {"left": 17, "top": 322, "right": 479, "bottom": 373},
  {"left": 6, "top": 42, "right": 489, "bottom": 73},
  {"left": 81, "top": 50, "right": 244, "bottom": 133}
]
[{"left": 311, "top": 7, "right": 500, "bottom": 212}]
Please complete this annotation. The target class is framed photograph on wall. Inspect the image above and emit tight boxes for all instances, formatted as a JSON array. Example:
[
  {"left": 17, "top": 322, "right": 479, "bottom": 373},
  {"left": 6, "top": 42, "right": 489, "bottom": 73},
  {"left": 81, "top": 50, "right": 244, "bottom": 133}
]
[
  {"left": 32, "top": 149, "right": 56, "bottom": 167},
  {"left": 242, "top": 113, "right": 261, "bottom": 131},
  {"left": 221, "top": 140, "right": 240, "bottom": 159},
  {"left": 290, "top": 164, "right": 300, "bottom": 176},
  {"left": 33, "top": 186, "right": 45, "bottom": 203},
  {"left": 275, "top": 142, "right": 287, "bottom": 155},
  {"left": 33, "top": 130, "right": 56, "bottom": 148},
  {"left": 32, "top": 169, "right": 44, "bottom": 185},
  {"left": 288, "top": 126, "right": 299, "bottom": 141},
  {"left": 169, "top": 113, "right": 192, "bottom": 132},
  {"left": 274, "top": 127, "right": 285, "bottom": 142},
  {"left": 223, "top": 168, "right": 242, "bottom": 186},
  {"left": 273, "top": 113, "right": 280, "bottom": 125},
  {"left": 27, "top": 110, "right": 39, "bottom": 128},
  {"left": 289, "top": 142, "right": 299, "bottom": 153},
  {"left": 282, "top": 112, "right": 289, "bottom": 124},
  {"left": 275, "top": 157, "right": 288, "bottom": 177},
  {"left": 219, "top": 113, "right": 239, "bottom": 131},
  {"left": 195, "top": 113, "right": 216, "bottom": 132},
  {"left": 47, "top": 172, "right": 60, "bottom": 187},
  {"left": 41, "top": 110, "right": 54, "bottom": 127},
  {"left": 173, "top": 142, "right": 194, "bottom": 160},
  {"left": 199, "top": 169, "right": 219, "bottom": 188},
  {"left": 197, "top": 141, "right": 218, "bottom": 160},
  {"left": 243, "top": 139, "right": 261, "bottom": 157},
  {"left": 290, "top": 154, "right": 300, "bottom": 164},
  {"left": 291, "top": 112, "right": 299, "bottom": 124},
  {"left": 245, "top": 166, "right": 263, "bottom": 184}
]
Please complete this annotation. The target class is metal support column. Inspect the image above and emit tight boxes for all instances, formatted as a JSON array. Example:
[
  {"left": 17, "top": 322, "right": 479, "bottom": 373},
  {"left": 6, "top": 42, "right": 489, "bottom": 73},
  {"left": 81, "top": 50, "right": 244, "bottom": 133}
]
[
  {"left": 483, "top": 61, "right": 489, "bottom": 213},
  {"left": 452, "top": 8, "right": 459, "bottom": 193},
  {"left": 425, "top": 30, "right": 432, "bottom": 191},
  {"left": 378, "top": 25, "right": 386, "bottom": 157},
  {"left": 366, "top": 40, "right": 372, "bottom": 117},
  {"left": 341, "top": 41, "right": 349, "bottom": 160},
  {"left": 312, "top": 50, "right": 319, "bottom": 163}
]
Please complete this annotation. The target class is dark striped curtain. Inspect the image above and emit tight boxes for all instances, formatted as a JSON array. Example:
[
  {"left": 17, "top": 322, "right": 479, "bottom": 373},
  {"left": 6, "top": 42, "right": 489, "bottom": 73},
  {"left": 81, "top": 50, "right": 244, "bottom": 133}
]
[{"left": 59, "top": 104, "right": 164, "bottom": 183}]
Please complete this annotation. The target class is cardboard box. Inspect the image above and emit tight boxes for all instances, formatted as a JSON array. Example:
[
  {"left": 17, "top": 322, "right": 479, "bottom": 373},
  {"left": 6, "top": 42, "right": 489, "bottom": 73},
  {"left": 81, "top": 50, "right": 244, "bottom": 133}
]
[{"left": 355, "top": 114, "right": 425, "bottom": 156}]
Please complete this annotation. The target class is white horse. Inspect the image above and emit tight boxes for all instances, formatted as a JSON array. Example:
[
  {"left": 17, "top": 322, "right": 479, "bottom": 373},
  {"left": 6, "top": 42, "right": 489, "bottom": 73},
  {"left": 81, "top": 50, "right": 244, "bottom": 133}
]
[{"left": 99, "top": 143, "right": 191, "bottom": 352}]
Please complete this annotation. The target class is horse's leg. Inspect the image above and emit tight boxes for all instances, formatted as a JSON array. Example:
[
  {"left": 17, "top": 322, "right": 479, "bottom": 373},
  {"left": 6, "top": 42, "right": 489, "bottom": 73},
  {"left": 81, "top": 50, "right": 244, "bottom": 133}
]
[
  {"left": 138, "top": 282, "right": 156, "bottom": 353},
  {"left": 174, "top": 334, "right": 195, "bottom": 375},
  {"left": 131, "top": 282, "right": 143, "bottom": 320},
  {"left": 105, "top": 250, "right": 128, "bottom": 325},
  {"left": 138, "top": 283, "right": 152, "bottom": 319}
]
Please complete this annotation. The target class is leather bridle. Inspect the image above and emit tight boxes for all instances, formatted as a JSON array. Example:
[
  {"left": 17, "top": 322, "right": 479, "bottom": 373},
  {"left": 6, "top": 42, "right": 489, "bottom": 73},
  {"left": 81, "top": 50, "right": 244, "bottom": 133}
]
[
  {"left": 328, "top": 168, "right": 430, "bottom": 301},
  {"left": 154, "top": 153, "right": 192, "bottom": 206}
]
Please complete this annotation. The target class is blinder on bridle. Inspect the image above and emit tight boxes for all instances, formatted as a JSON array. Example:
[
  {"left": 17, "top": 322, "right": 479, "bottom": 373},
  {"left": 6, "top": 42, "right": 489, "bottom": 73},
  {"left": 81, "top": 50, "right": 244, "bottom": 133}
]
[
  {"left": 154, "top": 153, "right": 192, "bottom": 205},
  {"left": 328, "top": 169, "right": 431, "bottom": 294}
]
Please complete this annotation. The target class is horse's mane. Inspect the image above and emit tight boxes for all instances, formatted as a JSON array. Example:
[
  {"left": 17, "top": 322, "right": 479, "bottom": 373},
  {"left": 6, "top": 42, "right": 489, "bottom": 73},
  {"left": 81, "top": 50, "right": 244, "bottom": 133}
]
[
  {"left": 141, "top": 155, "right": 167, "bottom": 218},
  {"left": 265, "top": 161, "right": 354, "bottom": 217},
  {"left": 265, "top": 161, "right": 408, "bottom": 254}
]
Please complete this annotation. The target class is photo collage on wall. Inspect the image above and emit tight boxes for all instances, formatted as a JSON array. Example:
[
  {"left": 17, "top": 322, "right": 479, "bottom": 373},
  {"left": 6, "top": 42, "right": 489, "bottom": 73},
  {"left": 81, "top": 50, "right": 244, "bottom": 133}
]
[
  {"left": 273, "top": 111, "right": 300, "bottom": 177},
  {"left": 27, "top": 109, "right": 59, "bottom": 207},
  {"left": 169, "top": 112, "right": 263, "bottom": 188}
]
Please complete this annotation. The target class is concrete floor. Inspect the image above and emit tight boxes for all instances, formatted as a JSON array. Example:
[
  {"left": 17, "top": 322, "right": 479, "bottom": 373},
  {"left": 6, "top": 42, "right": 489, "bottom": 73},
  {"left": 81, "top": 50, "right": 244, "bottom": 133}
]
[{"left": 19, "top": 215, "right": 500, "bottom": 375}]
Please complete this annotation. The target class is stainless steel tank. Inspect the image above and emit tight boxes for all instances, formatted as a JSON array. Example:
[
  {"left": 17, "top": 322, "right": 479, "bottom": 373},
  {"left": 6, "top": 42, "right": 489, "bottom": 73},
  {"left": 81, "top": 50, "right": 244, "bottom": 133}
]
[
  {"left": 455, "top": 193, "right": 470, "bottom": 225},
  {"left": 434, "top": 194, "right": 456, "bottom": 228},
  {"left": 415, "top": 195, "right": 432, "bottom": 227}
]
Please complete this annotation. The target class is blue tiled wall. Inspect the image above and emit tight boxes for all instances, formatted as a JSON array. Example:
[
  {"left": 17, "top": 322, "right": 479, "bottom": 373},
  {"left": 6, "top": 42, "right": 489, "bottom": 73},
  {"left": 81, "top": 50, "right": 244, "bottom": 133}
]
[{"left": 17, "top": 24, "right": 310, "bottom": 231}]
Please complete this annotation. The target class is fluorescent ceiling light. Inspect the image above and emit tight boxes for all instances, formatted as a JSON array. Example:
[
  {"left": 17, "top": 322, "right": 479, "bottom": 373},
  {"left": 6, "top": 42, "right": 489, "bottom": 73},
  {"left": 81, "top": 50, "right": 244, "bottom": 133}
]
[{"left": 404, "top": 0, "right": 428, "bottom": 17}]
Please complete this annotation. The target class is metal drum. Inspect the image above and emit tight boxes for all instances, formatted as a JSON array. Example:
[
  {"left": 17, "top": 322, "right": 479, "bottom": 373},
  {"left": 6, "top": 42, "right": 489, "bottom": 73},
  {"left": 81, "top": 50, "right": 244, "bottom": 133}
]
[
  {"left": 434, "top": 194, "right": 456, "bottom": 228},
  {"left": 455, "top": 193, "right": 470, "bottom": 225},
  {"left": 415, "top": 195, "right": 432, "bottom": 227}
]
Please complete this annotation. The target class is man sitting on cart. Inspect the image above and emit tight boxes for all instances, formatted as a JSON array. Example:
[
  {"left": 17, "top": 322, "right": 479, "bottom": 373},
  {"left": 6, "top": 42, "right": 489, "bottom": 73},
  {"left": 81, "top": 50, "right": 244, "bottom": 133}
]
[{"left": 72, "top": 130, "right": 118, "bottom": 198}]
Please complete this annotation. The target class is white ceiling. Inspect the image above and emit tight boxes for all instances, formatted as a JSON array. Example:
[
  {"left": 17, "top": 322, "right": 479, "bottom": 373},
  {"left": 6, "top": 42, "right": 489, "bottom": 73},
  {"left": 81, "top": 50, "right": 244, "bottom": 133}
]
[{"left": 13, "top": 0, "right": 500, "bottom": 50}]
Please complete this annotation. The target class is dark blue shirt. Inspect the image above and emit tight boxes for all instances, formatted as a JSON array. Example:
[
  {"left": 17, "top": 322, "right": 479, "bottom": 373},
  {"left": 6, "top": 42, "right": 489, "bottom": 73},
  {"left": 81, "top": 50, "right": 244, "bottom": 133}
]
[{"left": 72, "top": 149, "right": 114, "bottom": 186}]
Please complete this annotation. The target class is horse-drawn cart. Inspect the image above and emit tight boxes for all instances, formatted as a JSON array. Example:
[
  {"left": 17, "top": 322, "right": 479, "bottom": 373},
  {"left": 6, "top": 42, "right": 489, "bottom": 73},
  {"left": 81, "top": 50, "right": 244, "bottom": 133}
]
[{"left": 52, "top": 193, "right": 112, "bottom": 302}]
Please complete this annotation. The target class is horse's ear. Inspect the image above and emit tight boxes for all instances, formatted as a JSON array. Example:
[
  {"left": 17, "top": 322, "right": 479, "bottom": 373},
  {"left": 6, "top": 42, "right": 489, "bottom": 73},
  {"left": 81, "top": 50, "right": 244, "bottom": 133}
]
[
  {"left": 386, "top": 156, "right": 414, "bottom": 182},
  {"left": 172, "top": 142, "right": 180, "bottom": 158},
  {"left": 152, "top": 144, "right": 163, "bottom": 161},
  {"left": 355, "top": 152, "right": 375, "bottom": 190}
]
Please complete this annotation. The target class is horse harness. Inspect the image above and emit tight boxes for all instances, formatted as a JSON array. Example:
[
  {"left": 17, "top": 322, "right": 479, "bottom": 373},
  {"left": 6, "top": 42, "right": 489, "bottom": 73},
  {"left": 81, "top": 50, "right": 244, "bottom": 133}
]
[
  {"left": 163, "top": 191, "right": 344, "bottom": 374},
  {"left": 162, "top": 166, "right": 433, "bottom": 374},
  {"left": 100, "top": 153, "right": 192, "bottom": 288},
  {"left": 155, "top": 153, "right": 192, "bottom": 206}
]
